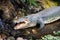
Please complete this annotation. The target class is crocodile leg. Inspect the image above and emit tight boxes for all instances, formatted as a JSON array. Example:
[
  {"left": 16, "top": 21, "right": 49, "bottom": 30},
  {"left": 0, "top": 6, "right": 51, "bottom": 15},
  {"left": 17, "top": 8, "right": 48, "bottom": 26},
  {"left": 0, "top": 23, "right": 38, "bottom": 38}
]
[{"left": 37, "top": 18, "right": 45, "bottom": 29}]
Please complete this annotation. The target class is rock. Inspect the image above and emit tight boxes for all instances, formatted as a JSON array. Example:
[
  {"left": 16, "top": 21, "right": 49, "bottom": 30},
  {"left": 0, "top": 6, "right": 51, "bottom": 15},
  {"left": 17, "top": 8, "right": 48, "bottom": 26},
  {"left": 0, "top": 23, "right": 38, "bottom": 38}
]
[
  {"left": 1, "top": 33, "right": 7, "bottom": 39},
  {"left": 16, "top": 37, "right": 24, "bottom": 40},
  {"left": 7, "top": 36, "right": 15, "bottom": 40},
  {"left": 0, "top": 35, "right": 3, "bottom": 40}
]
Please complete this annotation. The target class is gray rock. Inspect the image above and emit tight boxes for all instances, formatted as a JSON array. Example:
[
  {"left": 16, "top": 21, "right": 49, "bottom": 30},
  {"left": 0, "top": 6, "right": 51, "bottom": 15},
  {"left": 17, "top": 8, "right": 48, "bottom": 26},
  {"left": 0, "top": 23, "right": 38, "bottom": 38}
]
[{"left": 7, "top": 36, "right": 15, "bottom": 40}]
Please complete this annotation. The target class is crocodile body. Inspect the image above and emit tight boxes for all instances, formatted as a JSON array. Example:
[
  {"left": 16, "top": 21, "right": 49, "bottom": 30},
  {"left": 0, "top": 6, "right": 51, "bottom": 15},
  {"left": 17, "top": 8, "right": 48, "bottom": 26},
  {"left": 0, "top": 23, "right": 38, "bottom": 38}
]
[{"left": 13, "top": 6, "right": 60, "bottom": 30}]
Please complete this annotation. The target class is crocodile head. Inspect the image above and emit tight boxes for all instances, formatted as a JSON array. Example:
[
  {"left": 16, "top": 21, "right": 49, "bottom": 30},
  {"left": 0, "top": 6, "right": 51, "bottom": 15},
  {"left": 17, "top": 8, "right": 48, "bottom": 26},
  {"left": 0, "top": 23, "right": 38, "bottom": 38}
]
[{"left": 13, "top": 17, "right": 30, "bottom": 30}]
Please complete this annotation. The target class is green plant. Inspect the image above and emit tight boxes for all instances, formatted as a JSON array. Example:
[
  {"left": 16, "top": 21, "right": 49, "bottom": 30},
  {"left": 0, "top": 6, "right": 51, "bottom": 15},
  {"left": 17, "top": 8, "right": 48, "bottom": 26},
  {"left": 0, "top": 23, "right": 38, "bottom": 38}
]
[
  {"left": 21, "top": 0, "right": 38, "bottom": 7},
  {"left": 53, "top": 31, "right": 60, "bottom": 35},
  {"left": 41, "top": 35, "right": 60, "bottom": 40},
  {"left": 28, "top": 0, "right": 37, "bottom": 6}
]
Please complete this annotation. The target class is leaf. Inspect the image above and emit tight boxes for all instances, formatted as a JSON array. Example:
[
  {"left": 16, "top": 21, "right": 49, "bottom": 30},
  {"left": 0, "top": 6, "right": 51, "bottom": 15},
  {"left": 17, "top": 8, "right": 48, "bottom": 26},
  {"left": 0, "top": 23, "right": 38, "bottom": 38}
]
[{"left": 21, "top": 0, "right": 26, "bottom": 3}]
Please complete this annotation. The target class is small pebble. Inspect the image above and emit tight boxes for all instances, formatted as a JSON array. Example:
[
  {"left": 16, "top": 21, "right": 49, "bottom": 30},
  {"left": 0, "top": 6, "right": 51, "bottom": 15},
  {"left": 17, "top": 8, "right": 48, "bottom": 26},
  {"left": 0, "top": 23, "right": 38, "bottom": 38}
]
[
  {"left": 7, "top": 36, "right": 15, "bottom": 40},
  {"left": 16, "top": 37, "right": 24, "bottom": 40},
  {"left": 1, "top": 34, "right": 7, "bottom": 39},
  {"left": 0, "top": 38, "right": 3, "bottom": 40},
  {"left": 0, "top": 35, "right": 3, "bottom": 40}
]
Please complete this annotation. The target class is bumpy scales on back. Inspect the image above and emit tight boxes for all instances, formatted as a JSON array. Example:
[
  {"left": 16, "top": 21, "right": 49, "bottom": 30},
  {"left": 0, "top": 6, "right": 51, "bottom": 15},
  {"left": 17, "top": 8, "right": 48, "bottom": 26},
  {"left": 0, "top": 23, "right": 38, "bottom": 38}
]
[{"left": 13, "top": 6, "right": 60, "bottom": 30}]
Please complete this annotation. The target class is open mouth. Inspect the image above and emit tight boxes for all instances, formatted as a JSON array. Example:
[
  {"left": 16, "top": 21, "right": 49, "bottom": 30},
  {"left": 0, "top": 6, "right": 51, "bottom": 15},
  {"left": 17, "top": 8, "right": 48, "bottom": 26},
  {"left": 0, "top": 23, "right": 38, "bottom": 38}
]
[
  {"left": 14, "top": 21, "right": 27, "bottom": 30},
  {"left": 15, "top": 21, "right": 26, "bottom": 26},
  {"left": 14, "top": 20, "right": 30, "bottom": 30}
]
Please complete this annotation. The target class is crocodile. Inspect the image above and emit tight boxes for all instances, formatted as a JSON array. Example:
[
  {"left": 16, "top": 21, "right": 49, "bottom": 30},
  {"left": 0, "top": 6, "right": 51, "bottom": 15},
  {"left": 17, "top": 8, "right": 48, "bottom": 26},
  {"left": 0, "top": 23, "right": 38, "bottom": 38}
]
[{"left": 13, "top": 6, "right": 60, "bottom": 30}]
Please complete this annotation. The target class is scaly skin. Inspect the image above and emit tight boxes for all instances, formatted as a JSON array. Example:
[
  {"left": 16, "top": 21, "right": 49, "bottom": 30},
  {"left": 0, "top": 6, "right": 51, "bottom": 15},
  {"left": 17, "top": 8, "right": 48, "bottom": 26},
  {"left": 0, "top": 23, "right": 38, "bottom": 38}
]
[{"left": 13, "top": 6, "right": 60, "bottom": 30}]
